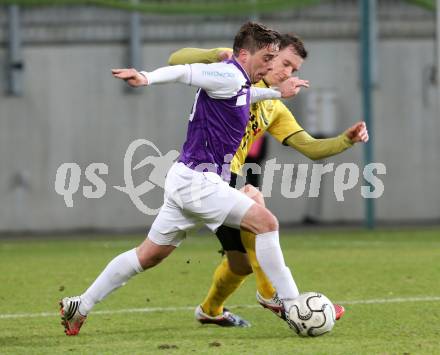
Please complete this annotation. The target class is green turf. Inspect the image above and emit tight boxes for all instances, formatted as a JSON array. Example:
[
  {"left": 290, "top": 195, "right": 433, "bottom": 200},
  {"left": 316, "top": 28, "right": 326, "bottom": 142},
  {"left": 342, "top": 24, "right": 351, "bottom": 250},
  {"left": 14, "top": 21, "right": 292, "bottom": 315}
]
[{"left": 1, "top": 228, "right": 440, "bottom": 354}]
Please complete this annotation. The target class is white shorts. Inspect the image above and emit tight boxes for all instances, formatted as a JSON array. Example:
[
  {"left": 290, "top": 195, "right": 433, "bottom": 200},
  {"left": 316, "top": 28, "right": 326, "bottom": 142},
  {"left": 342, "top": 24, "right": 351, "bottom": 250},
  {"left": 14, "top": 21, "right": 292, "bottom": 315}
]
[{"left": 148, "top": 162, "right": 255, "bottom": 247}]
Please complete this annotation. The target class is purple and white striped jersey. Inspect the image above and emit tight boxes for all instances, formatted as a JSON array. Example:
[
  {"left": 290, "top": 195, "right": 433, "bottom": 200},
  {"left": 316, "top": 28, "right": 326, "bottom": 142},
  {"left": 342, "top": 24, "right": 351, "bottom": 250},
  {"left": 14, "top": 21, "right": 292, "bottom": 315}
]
[
  {"left": 143, "top": 57, "right": 280, "bottom": 179},
  {"left": 179, "top": 58, "right": 251, "bottom": 178}
]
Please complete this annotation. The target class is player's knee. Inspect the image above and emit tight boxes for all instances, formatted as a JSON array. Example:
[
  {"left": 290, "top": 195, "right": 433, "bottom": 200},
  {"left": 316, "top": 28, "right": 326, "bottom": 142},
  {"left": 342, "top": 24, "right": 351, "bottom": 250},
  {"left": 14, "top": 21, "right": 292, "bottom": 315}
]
[
  {"left": 137, "top": 252, "right": 165, "bottom": 269},
  {"left": 136, "top": 239, "right": 173, "bottom": 270},
  {"left": 257, "top": 208, "right": 279, "bottom": 233},
  {"left": 241, "top": 184, "right": 265, "bottom": 206},
  {"left": 226, "top": 251, "right": 253, "bottom": 276},
  {"left": 241, "top": 204, "right": 278, "bottom": 235},
  {"left": 229, "top": 261, "right": 253, "bottom": 275}
]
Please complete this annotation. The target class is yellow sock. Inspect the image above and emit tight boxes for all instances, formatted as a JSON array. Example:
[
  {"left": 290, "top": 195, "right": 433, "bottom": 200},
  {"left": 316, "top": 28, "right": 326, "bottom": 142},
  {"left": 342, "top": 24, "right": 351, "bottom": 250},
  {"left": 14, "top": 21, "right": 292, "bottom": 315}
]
[
  {"left": 200, "top": 258, "right": 246, "bottom": 317},
  {"left": 241, "top": 230, "right": 276, "bottom": 299}
]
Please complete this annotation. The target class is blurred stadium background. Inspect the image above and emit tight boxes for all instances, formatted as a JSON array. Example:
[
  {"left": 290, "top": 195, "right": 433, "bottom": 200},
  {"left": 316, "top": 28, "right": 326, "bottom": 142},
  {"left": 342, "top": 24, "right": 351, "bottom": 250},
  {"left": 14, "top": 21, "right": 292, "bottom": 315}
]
[{"left": 0, "top": 0, "right": 438, "bottom": 233}]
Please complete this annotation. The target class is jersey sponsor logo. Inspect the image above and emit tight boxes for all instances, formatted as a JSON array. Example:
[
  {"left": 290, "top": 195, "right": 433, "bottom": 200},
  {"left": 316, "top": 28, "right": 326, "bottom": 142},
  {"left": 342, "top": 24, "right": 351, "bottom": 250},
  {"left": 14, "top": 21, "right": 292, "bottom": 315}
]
[
  {"left": 241, "top": 109, "right": 264, "bottom": 150},
  {"left": 202, "top": 70, "right": 235, "bottom": 78}
]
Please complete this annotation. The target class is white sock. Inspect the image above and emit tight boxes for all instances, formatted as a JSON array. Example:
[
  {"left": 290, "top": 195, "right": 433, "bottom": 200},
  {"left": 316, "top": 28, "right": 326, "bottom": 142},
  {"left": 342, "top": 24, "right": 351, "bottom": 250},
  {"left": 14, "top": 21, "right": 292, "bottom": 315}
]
[
  {"left": 79, "top": 248, "right": 143, "bottom": 315},
  {"left": 255, "top": 231, "right": 299, "bottom": 300}
]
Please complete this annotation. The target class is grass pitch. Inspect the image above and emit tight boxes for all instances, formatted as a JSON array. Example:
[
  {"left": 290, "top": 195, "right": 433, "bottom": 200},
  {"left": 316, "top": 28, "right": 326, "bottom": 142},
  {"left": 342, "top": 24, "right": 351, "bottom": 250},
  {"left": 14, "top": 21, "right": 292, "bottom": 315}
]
[{"left": 1, "top": 228, "right": 439, "bottom": 354}]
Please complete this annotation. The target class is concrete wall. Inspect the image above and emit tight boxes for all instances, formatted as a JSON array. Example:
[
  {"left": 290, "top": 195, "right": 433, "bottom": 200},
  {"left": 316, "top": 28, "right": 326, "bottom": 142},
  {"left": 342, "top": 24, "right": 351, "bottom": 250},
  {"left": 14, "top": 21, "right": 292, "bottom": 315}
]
[{"left": 0, "top": 29, "right": 439, "bottom": 231}]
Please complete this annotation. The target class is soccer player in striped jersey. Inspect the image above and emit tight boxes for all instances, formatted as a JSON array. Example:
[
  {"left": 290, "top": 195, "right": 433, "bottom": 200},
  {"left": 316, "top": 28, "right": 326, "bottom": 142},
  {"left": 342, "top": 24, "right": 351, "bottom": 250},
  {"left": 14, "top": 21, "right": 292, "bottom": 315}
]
[
  {"left": 60, "top": 23, "right": 310, "bottom": 335},
  {"left": 168, "top": 34, "right": 368, "bottom": 327}
]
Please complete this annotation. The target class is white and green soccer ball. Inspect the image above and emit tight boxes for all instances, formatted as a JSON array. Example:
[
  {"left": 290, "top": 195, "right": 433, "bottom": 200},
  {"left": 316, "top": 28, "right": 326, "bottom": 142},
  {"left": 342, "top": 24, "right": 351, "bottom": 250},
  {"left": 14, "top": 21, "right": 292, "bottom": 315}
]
[{"left": 285, "top": 292, "right": 336, "bottom": 337}]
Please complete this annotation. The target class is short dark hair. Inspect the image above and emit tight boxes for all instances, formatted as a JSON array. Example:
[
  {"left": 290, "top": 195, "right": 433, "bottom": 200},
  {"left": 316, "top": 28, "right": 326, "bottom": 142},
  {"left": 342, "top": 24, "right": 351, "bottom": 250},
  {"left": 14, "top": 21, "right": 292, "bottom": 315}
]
[
  {"left": 279, "top": 33, "right": 308, "bottom": 59},
  {"left": 232, "top": 22, "right": 281, "bottom": 57}
]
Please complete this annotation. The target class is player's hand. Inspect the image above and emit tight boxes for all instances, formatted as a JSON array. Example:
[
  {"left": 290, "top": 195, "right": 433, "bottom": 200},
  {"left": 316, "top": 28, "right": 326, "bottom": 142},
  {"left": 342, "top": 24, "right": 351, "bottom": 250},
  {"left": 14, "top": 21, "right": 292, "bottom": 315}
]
[
  {"left": 217, "top": 50, "right": 233, "bottom": 62},
  {"left": 112, "top": 68, "right": 148, "bottom": 87},
  {"left": 345, "top": 121, "right": 369, "bottom": 143},
  {"left": 278, "top": 76, "right": 310, "bottom": 98}
]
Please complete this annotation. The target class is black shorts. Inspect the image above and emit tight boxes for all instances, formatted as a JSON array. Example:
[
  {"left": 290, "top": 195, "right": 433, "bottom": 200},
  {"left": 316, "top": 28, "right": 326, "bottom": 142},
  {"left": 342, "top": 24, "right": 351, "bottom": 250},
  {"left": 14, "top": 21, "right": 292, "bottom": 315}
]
[{"left": 215, "top": 172, "right": 247, "bottom": 253}]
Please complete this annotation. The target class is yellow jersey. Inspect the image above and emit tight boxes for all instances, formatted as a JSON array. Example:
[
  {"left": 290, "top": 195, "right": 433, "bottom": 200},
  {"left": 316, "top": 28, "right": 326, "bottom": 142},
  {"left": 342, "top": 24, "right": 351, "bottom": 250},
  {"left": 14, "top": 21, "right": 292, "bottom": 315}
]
[{"left": 230, "top": 80, "right": 303, "bottom": 174}]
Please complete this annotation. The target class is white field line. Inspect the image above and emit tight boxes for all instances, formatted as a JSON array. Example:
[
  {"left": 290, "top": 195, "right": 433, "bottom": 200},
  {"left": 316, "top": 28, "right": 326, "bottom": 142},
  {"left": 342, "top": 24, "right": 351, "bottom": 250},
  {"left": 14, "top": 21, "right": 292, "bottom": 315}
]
[{"left": 1, "top": 295, "right": 440, "bottom": 320}]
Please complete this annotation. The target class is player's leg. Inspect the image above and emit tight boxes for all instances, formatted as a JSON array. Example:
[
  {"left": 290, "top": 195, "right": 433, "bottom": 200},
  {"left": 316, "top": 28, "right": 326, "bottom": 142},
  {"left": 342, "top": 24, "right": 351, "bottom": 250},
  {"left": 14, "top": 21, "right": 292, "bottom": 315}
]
[
  {"left": 60, "top": 168, "right": 192, "bottom": 336},
  {"left": 225, "top": 250, "right": 253, "bottom": 275},
  {"left": 196, "top": 178, "right": 298, "bottom": 323},
  {"left": 78, "top": 239, "right": 175, "bottom": 314},
  {"left": 77, "top": 201, "right": 191, "bottom": 313},
  {"left": 239, "top": 185, "right": 282, "bottom": 316},
  {"left": 198, "top": 183, "right": 276, "bottom": 321},
  {"left": 238, "top": 185, "right": 276, "bottom": 299},
  {"left": 174, "top": 170, "right": 252, "bottom": 326},
  {"left": 195, "top": 255, "right": 250, "bottom": 327},
  {"left": 60, "top": 239, "right": 176, "bottom": 335},
  {"left": 197, "top": 226, "right": 250, "bottom": 323},
  {"left": 239, "top": 202, "right": 300, "bottom": 305},
  {"left": 240, "top": 230, "right": 274, "bottom": 299},
  {"left": 200, "top": 185, "right": 266, "bottom": 307},
  {"left": 239, "top": 186, "right": 345, "bottom": 320},
  {"left": 197, "top": 196, "right": 253, "bottom": 325},
  {"left": 240, "top": 229, "right": 286, "bottom": 316},
  {"left": 174, "top": 164, "right": 294, "bottom": 320}
]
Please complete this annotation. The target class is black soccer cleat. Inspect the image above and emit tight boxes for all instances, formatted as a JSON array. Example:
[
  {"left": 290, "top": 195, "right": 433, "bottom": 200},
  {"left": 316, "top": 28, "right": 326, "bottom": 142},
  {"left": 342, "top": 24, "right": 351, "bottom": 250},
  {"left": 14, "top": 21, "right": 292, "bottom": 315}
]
[{"left": 195, "top": 305, "right": 251, "bottom": 327}]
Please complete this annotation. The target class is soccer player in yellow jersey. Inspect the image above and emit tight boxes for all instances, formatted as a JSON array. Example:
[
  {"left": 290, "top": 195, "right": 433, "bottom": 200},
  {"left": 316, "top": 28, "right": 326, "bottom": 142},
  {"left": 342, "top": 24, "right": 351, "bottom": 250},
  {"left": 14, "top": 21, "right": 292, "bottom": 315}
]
[{"left": 168, "top": 34, "right": 368, "bottom": 327}]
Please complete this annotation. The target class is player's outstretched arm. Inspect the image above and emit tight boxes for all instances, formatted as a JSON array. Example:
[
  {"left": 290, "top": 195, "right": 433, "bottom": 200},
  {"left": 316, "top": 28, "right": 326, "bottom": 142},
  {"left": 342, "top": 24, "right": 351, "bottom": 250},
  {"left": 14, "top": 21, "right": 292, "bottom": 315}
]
[
  {"left": 278, "top": 76, "right": 310, "bottom": 98},
  {"left": 344, "top": 121, "right": 369, "bottom": 143},
  {"left": 284, "top": 121, "right": 368, "bottom": 161},
  {"left": 168, "top": 48, "right": 232, "bottom": 65},
  {"left": 250, "top": 76, "right": 310, "bottom": 103},
  {"left": 285, "top": 131, "right": 352, "bottom": 161},
  {"left": 112, "top": 65, "right": 191, "bottom": 87},
  {"left": 112, "top": 63, "right": 244, "bottom": 98},
  {"left": 112, "top": 68, "right": 149, "bottom": 87}
]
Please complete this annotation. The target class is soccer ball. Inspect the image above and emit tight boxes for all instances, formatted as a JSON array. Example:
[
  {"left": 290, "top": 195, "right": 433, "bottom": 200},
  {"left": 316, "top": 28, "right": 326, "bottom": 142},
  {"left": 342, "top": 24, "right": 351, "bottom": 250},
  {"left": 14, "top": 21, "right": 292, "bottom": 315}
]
[{"left": 285, "top": 292, "right": 336, "bottom": 337}]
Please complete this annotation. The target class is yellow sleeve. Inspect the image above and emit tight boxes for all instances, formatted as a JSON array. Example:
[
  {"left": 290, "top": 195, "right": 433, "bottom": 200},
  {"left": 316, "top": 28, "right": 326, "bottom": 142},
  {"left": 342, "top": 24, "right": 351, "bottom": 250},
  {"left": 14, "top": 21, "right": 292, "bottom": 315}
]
[
  {"left": 168, "top": 47, "right": 232, "bottom": 65},
  {"left": 285, "top": 130, "right": 354, "bottom": 161},
  {"left": 267, "top": 101, "right": 304, "bottom": 143}
]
